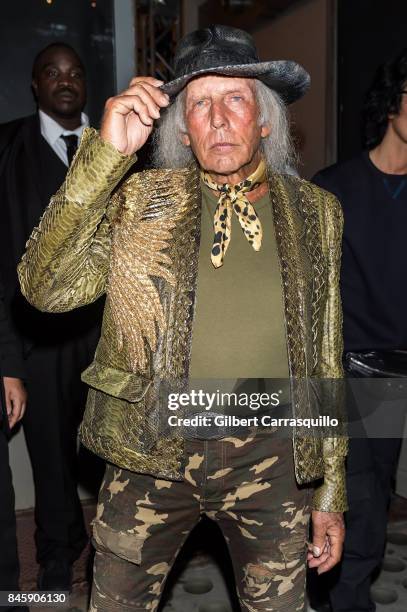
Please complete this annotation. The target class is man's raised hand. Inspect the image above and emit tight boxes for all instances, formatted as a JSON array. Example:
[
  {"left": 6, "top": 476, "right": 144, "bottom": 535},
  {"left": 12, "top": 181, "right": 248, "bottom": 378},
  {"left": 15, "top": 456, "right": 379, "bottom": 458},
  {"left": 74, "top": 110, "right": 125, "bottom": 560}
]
[{"left": 100, "top": 76, "right": 170, "bottom": 156}]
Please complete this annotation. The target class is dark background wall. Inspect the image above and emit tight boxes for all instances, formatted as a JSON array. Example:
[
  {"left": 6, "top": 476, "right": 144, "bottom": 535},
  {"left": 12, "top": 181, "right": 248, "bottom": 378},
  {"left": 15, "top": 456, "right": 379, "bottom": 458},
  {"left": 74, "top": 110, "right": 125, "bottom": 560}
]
[
  {"left": 0, "top": 0, "right": 115, "bottom": 126},
  {"left": 253, "top": 0, "right": 334, "bottom": 179},
  {"left": 338, "top": 0, "right": 407, "bottom": 161}
]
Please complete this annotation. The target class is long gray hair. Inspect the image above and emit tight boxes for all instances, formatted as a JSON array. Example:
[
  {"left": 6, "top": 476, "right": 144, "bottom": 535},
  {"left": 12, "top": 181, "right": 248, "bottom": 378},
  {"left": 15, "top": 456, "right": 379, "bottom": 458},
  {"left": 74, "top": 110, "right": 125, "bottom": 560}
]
[{"left": 152, "top": 78, "right": 297, "bottom": 173}]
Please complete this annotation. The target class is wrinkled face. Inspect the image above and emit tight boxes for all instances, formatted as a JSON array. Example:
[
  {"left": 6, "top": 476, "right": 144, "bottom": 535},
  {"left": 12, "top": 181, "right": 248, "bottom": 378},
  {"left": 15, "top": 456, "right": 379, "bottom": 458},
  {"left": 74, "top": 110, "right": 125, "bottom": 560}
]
[
  {"left": 182, "top": 75, "right": 270, "bottom": 181},
  {"left": 389, "top": 86, "right": 407, "bottom": 144},
  {"left": 32, "top": 46, "right": 86, "bottom": 119}
]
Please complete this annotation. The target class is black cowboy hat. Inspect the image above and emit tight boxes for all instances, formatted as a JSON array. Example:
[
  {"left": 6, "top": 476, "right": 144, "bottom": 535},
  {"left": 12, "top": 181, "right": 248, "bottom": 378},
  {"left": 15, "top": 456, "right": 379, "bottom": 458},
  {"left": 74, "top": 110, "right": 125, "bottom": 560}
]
[{"left": 161, "top": 24, "right": 310, "bottom": 104}]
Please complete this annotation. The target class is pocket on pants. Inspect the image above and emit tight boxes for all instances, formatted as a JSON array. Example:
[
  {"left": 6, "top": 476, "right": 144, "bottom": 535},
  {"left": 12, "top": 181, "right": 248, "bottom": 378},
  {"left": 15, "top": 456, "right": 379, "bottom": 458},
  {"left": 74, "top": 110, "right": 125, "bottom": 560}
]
[
  {"left": 92, "top": 519, "right": 145, "bottom": 565},
  {"left": 278, "top": 531, "right": 308, "bottom": 566}
]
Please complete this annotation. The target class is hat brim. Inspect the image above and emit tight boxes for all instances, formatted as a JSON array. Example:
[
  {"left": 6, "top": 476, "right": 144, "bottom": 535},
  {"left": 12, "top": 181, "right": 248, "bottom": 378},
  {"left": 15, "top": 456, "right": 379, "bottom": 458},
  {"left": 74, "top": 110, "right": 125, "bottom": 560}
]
[{"left": 160, "top": 60, "right": 310, "bottom": 104}]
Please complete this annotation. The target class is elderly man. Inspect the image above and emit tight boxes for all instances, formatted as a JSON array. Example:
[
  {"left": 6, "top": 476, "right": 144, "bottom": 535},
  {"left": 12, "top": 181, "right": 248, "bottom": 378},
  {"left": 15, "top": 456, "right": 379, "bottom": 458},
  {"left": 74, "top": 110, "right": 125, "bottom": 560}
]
[{"left": 18, "top": 26, "right": 347, "bottom": 612}]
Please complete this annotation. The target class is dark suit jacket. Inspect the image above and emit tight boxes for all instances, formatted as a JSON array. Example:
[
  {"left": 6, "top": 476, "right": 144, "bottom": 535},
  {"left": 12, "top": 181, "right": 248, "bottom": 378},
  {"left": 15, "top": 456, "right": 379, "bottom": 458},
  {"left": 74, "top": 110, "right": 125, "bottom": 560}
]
[
  {"left": 0, "top": 113, "right": 103, "bottom": 353},
  {"left": 0, "top": 275, "right": 24, "bottom": 434},
  {"left": 0, "top": 277, "right": 24, "bottom": 379},
  {"left": 0, "top": 114, "right": 66, "bottom": 297}
]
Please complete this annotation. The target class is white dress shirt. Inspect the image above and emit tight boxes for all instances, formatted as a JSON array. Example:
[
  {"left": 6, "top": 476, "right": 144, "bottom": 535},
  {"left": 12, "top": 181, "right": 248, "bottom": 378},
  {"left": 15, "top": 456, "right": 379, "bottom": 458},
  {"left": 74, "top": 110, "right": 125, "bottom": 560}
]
[{"left": 39, "top": 109, "right": 89, "bottom": 167}]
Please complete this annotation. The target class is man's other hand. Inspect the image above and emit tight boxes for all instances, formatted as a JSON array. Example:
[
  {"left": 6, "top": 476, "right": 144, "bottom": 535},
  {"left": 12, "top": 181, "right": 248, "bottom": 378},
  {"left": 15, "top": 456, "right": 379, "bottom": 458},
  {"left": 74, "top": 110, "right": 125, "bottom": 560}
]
[
  {"left": 100, "top": 76, "right": 170, "bottom": 156},
  {"left": 307, "top": 510, "right": 345, "bottom": 574},
  {"left": 3, "top": 377, "right": 27, "bottom": 429}
]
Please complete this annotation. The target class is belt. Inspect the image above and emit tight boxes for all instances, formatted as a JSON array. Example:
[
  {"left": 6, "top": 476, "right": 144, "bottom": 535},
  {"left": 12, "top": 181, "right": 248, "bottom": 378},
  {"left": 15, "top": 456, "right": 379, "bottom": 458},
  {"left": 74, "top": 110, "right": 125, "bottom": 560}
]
[
  {"left": 180, "top": 405, "right": 291, "bottom": 440},
  {"left": 181, "top": 411, "right": 247, "bottom": 440}
]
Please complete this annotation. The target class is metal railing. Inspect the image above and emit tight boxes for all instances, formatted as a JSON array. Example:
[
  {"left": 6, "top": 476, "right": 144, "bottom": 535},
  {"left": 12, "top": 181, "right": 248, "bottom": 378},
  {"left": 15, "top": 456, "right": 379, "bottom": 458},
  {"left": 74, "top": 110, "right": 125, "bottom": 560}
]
[{"left": 135, "top": 0, "right": 183, "bottom": 80}]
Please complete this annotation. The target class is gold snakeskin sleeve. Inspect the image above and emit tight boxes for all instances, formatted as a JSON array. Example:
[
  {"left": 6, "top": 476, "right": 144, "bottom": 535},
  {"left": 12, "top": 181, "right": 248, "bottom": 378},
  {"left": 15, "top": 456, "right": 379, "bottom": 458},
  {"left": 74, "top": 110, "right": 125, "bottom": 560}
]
[
  {"left": 313, "top": 192, "right": 349, "bottom": 513},
  {"left": 18, "top": 128, "right": 135, "bottom": 312}
]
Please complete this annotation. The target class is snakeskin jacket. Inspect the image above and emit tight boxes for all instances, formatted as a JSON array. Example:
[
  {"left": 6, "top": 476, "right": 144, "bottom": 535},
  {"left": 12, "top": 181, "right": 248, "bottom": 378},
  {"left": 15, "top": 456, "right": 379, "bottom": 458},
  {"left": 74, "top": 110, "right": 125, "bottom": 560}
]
[{"left": 18, "top": 128, "right": 348, "bottom": 512}]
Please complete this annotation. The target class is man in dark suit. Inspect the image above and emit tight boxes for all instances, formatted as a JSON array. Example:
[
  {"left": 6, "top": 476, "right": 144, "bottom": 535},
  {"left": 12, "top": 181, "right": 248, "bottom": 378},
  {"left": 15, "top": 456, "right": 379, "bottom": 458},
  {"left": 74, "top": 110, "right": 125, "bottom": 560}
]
[
  {"left": 0, "top": 276, "right": 28, "bottom": 611},
  {"left": 0, "top": 43, "right": 102, "bottom": 591}
]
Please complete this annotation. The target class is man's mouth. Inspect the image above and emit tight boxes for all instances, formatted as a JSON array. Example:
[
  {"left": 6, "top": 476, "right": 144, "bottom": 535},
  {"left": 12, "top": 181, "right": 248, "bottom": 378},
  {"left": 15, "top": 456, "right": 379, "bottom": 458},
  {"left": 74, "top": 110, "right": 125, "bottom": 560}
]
[
  {"left": 55, "top": 89, "right": 77, "bottom": 101},
  {"left": 210, "top": 142, "right": 236, "bottom": 150}
]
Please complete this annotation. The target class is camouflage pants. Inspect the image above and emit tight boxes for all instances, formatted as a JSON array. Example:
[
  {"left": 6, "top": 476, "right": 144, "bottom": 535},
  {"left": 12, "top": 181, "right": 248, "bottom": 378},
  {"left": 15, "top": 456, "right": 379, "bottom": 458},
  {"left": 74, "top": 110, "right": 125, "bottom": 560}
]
[{"left": 90, "top": 432, "right": 312, "bottom": 612}]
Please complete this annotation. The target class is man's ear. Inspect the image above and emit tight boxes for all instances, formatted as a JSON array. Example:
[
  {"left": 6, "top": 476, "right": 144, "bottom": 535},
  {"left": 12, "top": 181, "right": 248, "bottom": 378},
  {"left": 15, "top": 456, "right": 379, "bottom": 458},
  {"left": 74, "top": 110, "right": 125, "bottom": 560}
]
[
  {"left": 261, "top": 123, "right": 271, "bottom": 138},
  {"left": 32, "top": 79, "right": 38, "bottom": 97},
  {"left": 181, "top": 132, "right": 191, "bottom": 146}
]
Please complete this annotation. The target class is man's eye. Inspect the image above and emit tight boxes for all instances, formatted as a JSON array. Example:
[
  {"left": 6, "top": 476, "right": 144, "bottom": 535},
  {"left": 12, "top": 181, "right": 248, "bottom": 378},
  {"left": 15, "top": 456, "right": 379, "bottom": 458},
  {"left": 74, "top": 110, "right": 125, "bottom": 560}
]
[
  {"left": 195, "top": 100, "right": 205, "bottom": 107},
  {"left": 231, "top": 95, "right": 243, "bottom": 101},
  {"left": 46, "top": 69, "right": 58, "bottom": 78},
  {"left": 71, "top": 71, "right": 84, "bottom": 79}
]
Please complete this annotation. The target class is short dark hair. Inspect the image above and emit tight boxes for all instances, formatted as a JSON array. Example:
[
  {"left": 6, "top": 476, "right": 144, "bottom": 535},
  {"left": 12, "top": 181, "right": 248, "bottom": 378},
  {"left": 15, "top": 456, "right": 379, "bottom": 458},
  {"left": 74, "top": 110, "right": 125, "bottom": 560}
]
[
  {"left": 32, "top": 42, "right": 84, "bottom": 79},
  {"left": 362, "top": 48, "right": 407, "bottom": 149}
]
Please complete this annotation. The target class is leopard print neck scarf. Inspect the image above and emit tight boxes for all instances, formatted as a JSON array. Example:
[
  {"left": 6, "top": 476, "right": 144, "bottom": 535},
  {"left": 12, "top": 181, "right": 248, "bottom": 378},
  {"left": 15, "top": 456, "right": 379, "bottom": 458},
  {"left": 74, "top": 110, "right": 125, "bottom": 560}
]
[{"left": 201, "top": 159, "right": 267, "bottom": 268}]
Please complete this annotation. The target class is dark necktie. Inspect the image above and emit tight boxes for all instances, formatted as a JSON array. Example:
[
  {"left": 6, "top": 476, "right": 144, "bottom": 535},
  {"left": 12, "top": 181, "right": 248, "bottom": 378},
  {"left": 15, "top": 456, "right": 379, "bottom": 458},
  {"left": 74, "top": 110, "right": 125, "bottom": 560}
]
[{"left": 61, "top": 134, "right": 79, "bottom": 166}]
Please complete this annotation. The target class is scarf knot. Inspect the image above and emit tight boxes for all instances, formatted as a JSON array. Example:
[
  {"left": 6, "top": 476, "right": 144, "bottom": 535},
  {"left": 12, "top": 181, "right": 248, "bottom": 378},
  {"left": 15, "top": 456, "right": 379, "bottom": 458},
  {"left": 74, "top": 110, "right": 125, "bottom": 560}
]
[{"left": 201, "top": 160, "right": 266, "bottom": 268}]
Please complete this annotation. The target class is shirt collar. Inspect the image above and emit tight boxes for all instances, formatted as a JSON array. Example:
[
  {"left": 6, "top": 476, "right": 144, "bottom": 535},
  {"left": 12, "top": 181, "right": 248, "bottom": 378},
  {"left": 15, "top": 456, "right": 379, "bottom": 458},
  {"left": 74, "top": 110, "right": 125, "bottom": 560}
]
[{"left": 39, "top": 109, "right": 89, "bottom": 145}]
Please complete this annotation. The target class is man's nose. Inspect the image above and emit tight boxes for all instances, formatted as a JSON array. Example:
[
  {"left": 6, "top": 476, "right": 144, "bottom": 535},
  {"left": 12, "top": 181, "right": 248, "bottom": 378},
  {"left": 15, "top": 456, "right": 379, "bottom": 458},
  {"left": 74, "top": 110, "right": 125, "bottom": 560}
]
[
  {"left": 58, "top": 73, "right": 75, "bottom": 88},
  {"left": 210, "top": 101, "right": 228, "bottom": 129}
]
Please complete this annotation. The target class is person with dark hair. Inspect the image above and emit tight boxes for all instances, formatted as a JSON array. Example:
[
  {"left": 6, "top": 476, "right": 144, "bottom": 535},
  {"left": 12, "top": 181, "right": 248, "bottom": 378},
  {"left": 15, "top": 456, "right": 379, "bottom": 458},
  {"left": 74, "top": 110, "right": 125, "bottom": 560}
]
[
  {"left": 0, "top": 276, "right": 28, "bottom": 611},
  {"left": 0, "top": 42, "right": 102, "bottom": 591},
  {"left": 311, "top": 48, "right": 407, "bottom": 612},
  {"left": 363, "top": 48, "right": 407, "bottom": 151}
]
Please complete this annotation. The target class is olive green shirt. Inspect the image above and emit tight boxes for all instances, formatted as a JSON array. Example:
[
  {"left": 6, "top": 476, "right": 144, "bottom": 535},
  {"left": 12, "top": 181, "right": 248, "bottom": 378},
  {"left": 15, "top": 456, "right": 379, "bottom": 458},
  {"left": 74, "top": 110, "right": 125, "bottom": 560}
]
[{"left": 189, "top": 183, "right": 290, "bottom": 398}]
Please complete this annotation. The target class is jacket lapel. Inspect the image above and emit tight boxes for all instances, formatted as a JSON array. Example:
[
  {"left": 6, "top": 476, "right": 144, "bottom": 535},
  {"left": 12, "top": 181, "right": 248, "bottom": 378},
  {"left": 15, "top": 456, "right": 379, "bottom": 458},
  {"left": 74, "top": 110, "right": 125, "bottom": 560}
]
[
  {"left": 21, "top": 114, "right": 44, "bottom": 203},
  {"left": 268, "top": 172, "right": 308, "bottom": 379},
  {"left": 160, "top": 164, "right": 202, "bottom": 381},
  {"left": 268, "top": 172, "right": 326, "bottom": 483}
]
